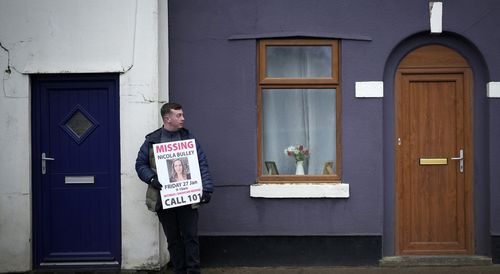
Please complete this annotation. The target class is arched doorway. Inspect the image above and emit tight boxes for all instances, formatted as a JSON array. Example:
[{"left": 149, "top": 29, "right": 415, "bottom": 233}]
[{"left": 395, "top": 45, "right": 473, "bottom": 255}]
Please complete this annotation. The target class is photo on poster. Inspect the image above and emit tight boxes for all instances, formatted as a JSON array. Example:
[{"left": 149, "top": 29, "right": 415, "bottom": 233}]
[{"left": 167, "top": 157, "right": 191, "bottom": 182}]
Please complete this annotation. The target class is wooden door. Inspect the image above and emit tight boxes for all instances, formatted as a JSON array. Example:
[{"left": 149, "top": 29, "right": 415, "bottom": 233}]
[
  {"left": 32, "top": 74, "right": 121, "bottom": 268},
  {"left": 395, "top": 45, "right": 473, "bottom": 255}
]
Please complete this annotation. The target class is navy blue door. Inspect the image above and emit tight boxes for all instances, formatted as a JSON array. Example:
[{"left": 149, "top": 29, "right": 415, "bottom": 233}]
[{"left": 32, "top": 74, "right": 121, "bottom": 267}]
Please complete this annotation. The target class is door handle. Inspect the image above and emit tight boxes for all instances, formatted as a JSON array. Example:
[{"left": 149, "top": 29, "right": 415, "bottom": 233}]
[
  {"left": 450, "top": 149, "right": 464, "bottom": 173},
  {"left": 41, "top": 152, "right": 55, "bottom": 175}
]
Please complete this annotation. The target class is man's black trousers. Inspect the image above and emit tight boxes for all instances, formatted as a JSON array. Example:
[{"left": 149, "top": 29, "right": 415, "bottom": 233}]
[{"left": 157, "top": 205, "right": 200, "bottom": 274}]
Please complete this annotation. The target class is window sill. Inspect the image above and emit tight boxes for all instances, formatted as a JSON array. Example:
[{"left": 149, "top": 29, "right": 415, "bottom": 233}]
[{"left": 250, "top": 183, "right": 349, "bottom": 198}]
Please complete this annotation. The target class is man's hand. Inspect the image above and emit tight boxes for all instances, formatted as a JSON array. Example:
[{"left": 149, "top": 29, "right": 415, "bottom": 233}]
[
  {"left": 149, "top": 176, "right": 162, "bottom": 190},
  {"left": 200, "top": 191, "right": 211, "bottom": 204}
]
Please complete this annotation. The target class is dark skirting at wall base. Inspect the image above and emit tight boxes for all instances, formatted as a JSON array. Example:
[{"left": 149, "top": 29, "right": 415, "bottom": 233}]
[
  {"left": 200, "top": 236, "right": 381, "bottom": 267},
  {"left": 493, "top": 236, "right": 500, "bottom": 264}
]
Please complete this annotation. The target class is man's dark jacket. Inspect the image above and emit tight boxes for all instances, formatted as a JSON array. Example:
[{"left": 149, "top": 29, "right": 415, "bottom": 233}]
[{"left": 135, "top": 127, "right": 213, "bottom": 211}]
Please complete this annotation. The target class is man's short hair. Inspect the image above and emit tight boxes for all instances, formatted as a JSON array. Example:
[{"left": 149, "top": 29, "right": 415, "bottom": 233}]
[{"left": 161, "top": 102, "right": 182, "bottom": 117}]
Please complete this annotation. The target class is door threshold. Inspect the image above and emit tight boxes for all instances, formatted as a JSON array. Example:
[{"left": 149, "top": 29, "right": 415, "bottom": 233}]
[{"left": 379, "top": 255, "right": 492, "bottom": 267}]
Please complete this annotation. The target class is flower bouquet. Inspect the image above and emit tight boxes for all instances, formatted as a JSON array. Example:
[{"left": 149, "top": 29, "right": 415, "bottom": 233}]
[{"left": 284, "top": 144, "right": 310, "bottom": 162}]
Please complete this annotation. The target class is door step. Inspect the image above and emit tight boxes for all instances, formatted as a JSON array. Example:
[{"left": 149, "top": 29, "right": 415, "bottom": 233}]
[{"left": 379, "top": 256, "right": 492, "bottom": 267}]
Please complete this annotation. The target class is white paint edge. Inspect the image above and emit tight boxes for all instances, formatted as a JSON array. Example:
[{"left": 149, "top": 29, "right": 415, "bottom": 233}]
[
  {"left": 250, "top": 183, "right": 349, "bottom": 198},
  {"left": 355, "top": 81, "right": 383, "bottom": 98},
  {"left": 487, "top": 82, "right": 500, "bottom": 98},
  {"left": 430, "top": 2, "right": 443, "bottom": 33}
]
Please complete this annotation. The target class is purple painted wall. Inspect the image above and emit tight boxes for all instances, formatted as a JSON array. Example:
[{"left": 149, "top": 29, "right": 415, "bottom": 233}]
[
  {"left": 491, "top": 101, "right": 500, "bottom": 235},
  {"left": 168, "top": 0, "right": 500, "bottom": 255}
]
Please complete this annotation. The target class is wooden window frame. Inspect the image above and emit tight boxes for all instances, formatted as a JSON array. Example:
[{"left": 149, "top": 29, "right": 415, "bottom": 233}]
[
  {"left": 259, "top": 39, "right": 339, "bottom": 85},
  {"left": 257, "top": 39, "right": 342, "bottom": 183}
]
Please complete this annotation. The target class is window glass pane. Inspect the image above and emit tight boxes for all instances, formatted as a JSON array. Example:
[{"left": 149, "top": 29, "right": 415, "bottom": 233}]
[
  {"left": 262, "top": 89, "right": 336, "bottom": 175},
  {"left": 266, "top": 46, "right": 332, "bottom": 78},
  {"left": 65, "top": 110, "right": 93, "bottom": 138}
]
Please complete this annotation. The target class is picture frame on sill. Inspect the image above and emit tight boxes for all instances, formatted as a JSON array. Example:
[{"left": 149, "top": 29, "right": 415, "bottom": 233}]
[
  {"left": 265, "top": 161, "right": 279, "bottom": 175},
  {"left": 323, "top": 161, "right": 334, "bottom": 175}
]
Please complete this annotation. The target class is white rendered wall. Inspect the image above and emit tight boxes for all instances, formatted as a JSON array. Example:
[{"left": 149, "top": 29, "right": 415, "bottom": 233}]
[{"left": 0, "top": 0, "right": 165, "bottom": 271}]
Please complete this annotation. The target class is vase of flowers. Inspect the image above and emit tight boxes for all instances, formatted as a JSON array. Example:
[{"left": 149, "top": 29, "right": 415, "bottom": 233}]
[
  {"left": 295, "top": 160, "right": 305, "bottom": 175},
  {"left": 284, "top": 145, "right": 310, "bottom": 175}
]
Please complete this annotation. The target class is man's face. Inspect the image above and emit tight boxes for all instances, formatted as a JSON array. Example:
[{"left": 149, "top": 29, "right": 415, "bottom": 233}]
[{"left": 163, "top": 109, "right": 184, "bottom": 131}]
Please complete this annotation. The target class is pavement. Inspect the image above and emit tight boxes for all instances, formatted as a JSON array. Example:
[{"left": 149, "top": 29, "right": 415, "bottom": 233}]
[
  {"left": 22, "top": 265, "right": 500, "bottom": 274},
  {"left": 200, "top": 265, "right": 500, "bottom": 274},
  {"left": 197, "top": 255, "right": 500, "bottom": 274},
  {"left": 23, "top": 256, "right": 500, "bottom": 274}
]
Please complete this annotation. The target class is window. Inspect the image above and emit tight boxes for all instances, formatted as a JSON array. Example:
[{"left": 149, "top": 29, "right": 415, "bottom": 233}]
[{"left": 258, "top": 39, "right": 341, "bottom": 182}]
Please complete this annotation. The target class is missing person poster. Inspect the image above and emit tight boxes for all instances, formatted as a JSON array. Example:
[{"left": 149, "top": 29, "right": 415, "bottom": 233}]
[{"left": 153, "top": 139, "right": 203, "bottom": 209}]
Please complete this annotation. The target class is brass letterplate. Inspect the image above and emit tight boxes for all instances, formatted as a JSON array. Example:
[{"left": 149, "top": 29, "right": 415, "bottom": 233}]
[{"left": 419, "top": 158, "right": 448, "bottom": 165}]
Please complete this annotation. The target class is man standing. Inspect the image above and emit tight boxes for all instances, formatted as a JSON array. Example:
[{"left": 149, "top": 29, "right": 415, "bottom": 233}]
[{"left": 135, "top": 102, "right": 213, "bottom": 274}]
